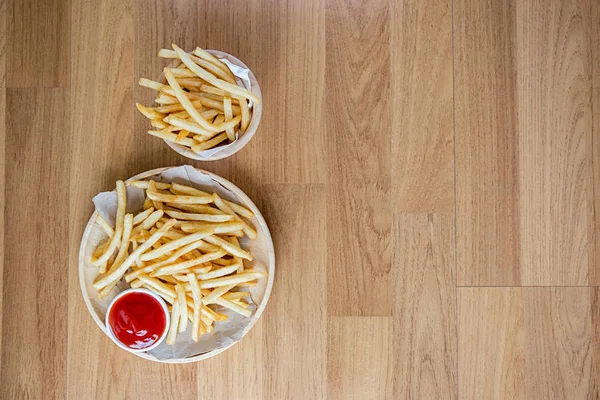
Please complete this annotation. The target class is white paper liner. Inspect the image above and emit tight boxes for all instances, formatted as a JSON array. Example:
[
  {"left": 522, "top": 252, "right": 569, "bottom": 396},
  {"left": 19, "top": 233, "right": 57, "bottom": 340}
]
[{"left": 79, "top": 166, "right": 275, "bottom": 362}]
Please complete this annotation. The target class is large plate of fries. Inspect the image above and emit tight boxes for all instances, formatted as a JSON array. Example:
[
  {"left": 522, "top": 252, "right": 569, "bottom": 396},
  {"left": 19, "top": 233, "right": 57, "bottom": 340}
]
[{"left": 78, "top": 166, "right": 275, "bottom": 362}]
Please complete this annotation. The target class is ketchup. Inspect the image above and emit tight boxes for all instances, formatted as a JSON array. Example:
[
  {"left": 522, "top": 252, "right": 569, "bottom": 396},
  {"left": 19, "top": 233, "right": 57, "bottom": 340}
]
[{"left": 108, "top": 292, "right": 167, "bottom": 350}]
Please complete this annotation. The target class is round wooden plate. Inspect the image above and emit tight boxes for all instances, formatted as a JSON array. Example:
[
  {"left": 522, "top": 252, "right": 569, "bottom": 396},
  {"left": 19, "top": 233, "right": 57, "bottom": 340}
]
[{"left": 78, "top": 166, "right": 275, "bottom": 363}]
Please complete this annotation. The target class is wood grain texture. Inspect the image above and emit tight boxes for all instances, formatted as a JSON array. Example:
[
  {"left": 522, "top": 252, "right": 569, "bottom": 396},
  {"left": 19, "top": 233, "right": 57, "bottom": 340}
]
[
  {"left": 591, "top": 0, "right": 600, "bottom": 285},
  {"left": 258, "top": 0, "right": 326, "bottom": 184},
  {"left": 325, "top": 0, "right": 392, "bottom": 317},
  {"left": 198, "top": 325, "right": 265, "bottom": 399},
  {"left": 455, "top": 0, "right": 596, "bottom": 286},
  {"left": 458, "top": 288, "right": 527, "bottom": 400},
  {"left": 390, "top": 0, "right": 454, "bottom": 213},
  {"left": 0, "top": 88, "right": 4, "bottom": 381},
  {"left": 459, "top": 288, "right": 599, "bottom": 400},
  {"left": 0, "top": 0, "right": 6, "bottom": 86},
  {"left": 2, "top": 0, "right": 599, "bottom": 397},
  {"left": 327, "top": 185, "right": 391, "bottom": 316},
  {"left": 590, "top": 289, "right": 600, "bottom": 398},
  {"left": 393, "top": 214, "right": 456, "bottom": 399},
  {"left": 2, "top": 89, "right": 69, "bottom": 399},
  {"left": 515, "top": 0, "right": 593, "bottom": 286},
  {"left": 523, "top": 288, "right": 593, "bottom": 399},
  {"left": 325, "top": 0, "right": 390, "bottom": 187},
  {"left": 454, "top": 0, "right": 521, "bottom": 286},
  {"left": 327, "top": 317, "right": 392, "bottom": 400},
  {"left": 259, "top": 184, "right": 327, "bottom": 399},
  {"left": 6, "top": 0, "right": 69, "bottom": 87}
]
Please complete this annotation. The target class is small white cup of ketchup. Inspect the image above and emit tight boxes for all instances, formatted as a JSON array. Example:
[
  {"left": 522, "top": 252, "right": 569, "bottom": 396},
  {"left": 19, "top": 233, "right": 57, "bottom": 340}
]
[{"left": 105, "top": 288, "right": 170, "bottom": 353}]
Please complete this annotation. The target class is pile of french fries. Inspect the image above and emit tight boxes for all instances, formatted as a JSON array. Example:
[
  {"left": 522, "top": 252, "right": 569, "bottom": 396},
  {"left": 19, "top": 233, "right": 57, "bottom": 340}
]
[
  {"left": 92, "top": 179, "right": 266, "bottom": 345},
  {"left": 136, "top": 44, "right": 259, "bottom": 153}
]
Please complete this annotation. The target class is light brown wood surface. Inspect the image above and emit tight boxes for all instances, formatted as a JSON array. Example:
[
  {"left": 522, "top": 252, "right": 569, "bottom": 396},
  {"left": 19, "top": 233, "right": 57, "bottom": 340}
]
[{"left": 0, "top": 0, "right": 599, "bottom": 399}]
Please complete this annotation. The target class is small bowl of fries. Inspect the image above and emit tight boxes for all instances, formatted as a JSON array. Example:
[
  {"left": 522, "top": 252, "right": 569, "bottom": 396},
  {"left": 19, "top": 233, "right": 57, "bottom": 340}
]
[
  {"left": 136, "top": 44, "right": 262, "bottom": 161},
  {"left": 79, "top": 166, "right": 275, "bottom": 363}
]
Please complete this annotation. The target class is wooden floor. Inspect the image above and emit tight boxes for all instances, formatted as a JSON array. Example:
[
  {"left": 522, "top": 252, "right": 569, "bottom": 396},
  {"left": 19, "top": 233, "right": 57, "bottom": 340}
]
[{"left": 1, "top": 0, "right": 599, "bottom": 399}]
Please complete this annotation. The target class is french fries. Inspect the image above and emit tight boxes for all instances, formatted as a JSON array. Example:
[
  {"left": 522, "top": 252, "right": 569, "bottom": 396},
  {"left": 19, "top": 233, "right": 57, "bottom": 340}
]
[
  {"left": 137, "top": 44, "right": 257, "bottom": 154},
  {"left": 92, "top": 179, "right": 266, "bottom": 346}
]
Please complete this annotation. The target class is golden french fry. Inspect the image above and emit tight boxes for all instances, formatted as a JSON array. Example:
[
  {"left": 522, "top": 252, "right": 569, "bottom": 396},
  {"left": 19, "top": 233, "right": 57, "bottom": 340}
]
[
  {"left": 151, "top": 250, "right": 225, "bottom": 277},
  {"left": 194, "top": 97, "right": 240, "bottom": 114},
  {"left": 100, "top": 212, "right": 134, "bottom": 282},
  {"left": 228, "top": 236, "right": 244, "bottom": 273},
  {"left": 222, "top": 291, "right": 250, "bottom": 301},
  {"left": 132, "top": 207, "right": 154, "bottom": 226},
  {"left": 201, "top": 284, "right": 236, "bottom": 305},
  {"left": 140, "top": 229, "right": 213, "bottom": 262},
  {"left": 212, "top": 114, "right": 225, "bottom": 126},
  {"left": 166, "top": 302, "right": 180, "bottom": 345},
  {"left": 237, "top": 96, "right": 251, "bottom": 132},
  {"left": 231, "top": 299, "right": 250, "bottom": 308},
  {"left": 213, "top": 193, "right": 257, "bottom": 240},
  {"left": 136, "top": 103, "right": 165, "bottom": 120},
  {"left": 153, "top": 103, "right": 186, "bottom": 113},
  {"left": 159, "top": 48, "right": 236, "bottom": 84},
  {"left": 155, "top": 93, "right": 179, "bottom": 105},
  {"left": 200, "top": 84, "right": 226, "bottom": 96},
  {"left": 139, "top": 78, "right": 168, "bottom": 91},
  {"left": 93, "top": 219, "right": 176, "bottom": 290},
  {"left": 224, "top": 200, "right": 254, "bottom": 219},
  {"left": 147, "top": 181, "right": 164, "bottom": 211},
  {"left": 126, "top": 238, "right": 209, "bottom": 283},
  {"left": 170, "top": 110, "right": 191, "bottom": 119},
  {"left": 199, "top": 272, "right": 263, "bottom": 289},
  {"left": 165, "top": 203, "right": 225, "bottom": 215},
  {"left": 176, "top": 284, "right": 188, "bottom": 333},
  {"left": 92, "top": 181, "right": 126, "bottom": 266},
  {"left": 163, "top": 68, "right": 220, "bottom": 133},
  {"left": 163, "top": 115, "right": 213, "bottom": 137},
  {"left": 193, "top": 47, "right": 236, "bottom": 80},
  {"left": 130, "top": 180, "right": 171, "bottom": 190},
  {"left": 170, "top": 68, "right": 197, "bottom": 78},
  {"left": 96, "top": 215, "right": 114, "bottom": 237},
  {"left": 176, "top": 78, "right": 204, "bottom": 89},
  {"left": 187, "top": 273, "right": 202, "bottom": 342},
  {"left": 223, "top": 96, "right": 235, "bottom": 141},
  {"left": 192, "top": 133, "right": 228, "bottom": 153},
  {"left": 172, "top": 44, "right": 260, "bottom": 104},
  {"left": 148, "top": 130, "right": 197, "bottom": 147},
  {"left": 150, "top": 119, "right": 169, "bottom": 130},
  {"left": 175, "top": 129, "right": 191, "bottom": 143},
  {"left": 169, "top": 183, "right": 210, "bottom": 197},
  {"left": 197, "top": 264, "right": 240, "bottom": 281},
  {"left": 211, "top": 257, "right": 233, "bottom": 266},
  {"left": 138, "top": 275, "right": 177, "bottom": 299},
  {"left": 212, "top": 297, "right": 252, "bottom": 317},
  {"left": 164, "top": 209, "right": 233, "bottom": 222},
  {"left": 147, "top": 190, "right": 213, "bottom": 205},
  {"left": 143, "top": 197, "right": 154, "bottom": 210},
  {"left": 130, "top": 279, "right": 143, "bottom": 288},
  {"left": 93, "top": 240, "right": 109, "bottom": 260},
  {"left": 180, "top": 221, "right": 244, "bottom": 234},
  {"left": 204, "top": 234, "right": 252, "bottom": 260},
  {"left": 138, "top": 209, "right": 163, "bottom": 230},
  {"left": 236, "top": 280, "right": 258, "bottom": 288}
]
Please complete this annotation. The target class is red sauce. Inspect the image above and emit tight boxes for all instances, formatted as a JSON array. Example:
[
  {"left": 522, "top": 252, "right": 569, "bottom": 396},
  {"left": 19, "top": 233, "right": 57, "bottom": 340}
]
[{"left": 108, "top": 292, "right": 167, "bottom": 350}]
